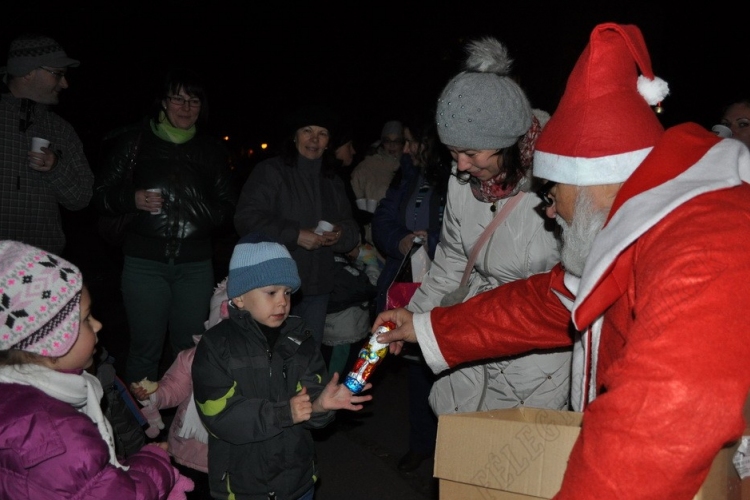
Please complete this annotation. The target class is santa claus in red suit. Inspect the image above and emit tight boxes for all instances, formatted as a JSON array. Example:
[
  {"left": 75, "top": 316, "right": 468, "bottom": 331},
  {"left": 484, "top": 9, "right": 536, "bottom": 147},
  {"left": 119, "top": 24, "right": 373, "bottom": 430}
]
[{"left": 376, "top": 23, "right": 750, "bottom": 499}]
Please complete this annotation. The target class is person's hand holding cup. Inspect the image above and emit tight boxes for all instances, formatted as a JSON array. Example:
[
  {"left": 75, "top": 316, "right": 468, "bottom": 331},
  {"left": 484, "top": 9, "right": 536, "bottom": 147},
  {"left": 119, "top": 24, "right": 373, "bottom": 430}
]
[
  {"left": 314, "top": 220, "right": 334, "bottom": 235},
  {"left": 28, "top": 137, "right": 56, "bottom": 172},
  {"left": 146, "top": 188, "right": 164, "bottom": 214}
]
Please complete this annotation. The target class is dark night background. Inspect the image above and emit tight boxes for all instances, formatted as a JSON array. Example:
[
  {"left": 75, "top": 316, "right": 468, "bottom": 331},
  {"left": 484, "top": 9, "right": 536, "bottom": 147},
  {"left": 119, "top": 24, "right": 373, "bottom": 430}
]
[
  {"left": 0, "top": 6, "right": 745, "bottom": 496},
  {"left": 2, "top": 1, "right": 745, "bottom": 171}
]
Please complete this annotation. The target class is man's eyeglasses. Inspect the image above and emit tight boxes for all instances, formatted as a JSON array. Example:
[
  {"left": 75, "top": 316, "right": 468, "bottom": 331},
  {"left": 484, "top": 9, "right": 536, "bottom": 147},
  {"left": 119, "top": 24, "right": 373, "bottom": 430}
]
[
  {"left": 167, "top": 95, "right": 202, "bottom": 107},
  {"left": 539, "top": 180, "right": 557, "bottom": 207},
  {"left": 38, "top": 67, "right": 67, "bottom": 81}
]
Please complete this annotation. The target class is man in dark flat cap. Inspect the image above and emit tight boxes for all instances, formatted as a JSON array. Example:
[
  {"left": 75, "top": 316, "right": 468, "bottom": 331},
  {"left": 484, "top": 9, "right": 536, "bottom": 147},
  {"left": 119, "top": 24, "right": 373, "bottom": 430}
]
[{"left": 0, "top": 34, "right": 93, "bottom": 254}]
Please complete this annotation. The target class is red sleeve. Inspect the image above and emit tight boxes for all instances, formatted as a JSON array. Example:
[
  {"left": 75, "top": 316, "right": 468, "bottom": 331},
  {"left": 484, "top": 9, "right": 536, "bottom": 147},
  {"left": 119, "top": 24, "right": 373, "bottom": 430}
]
[
  {"left": 557, "top": 191, "right": 750, "bottom": 499},
  {"left": 431, "top": 263, "right": 574, "bottom": 368}
]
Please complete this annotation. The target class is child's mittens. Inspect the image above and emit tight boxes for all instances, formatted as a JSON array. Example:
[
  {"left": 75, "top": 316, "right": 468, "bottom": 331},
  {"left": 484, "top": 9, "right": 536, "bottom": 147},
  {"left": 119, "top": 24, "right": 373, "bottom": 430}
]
[
  {"left": 139, "top": 402, "right": 165, "bottom": 439},
  {"left": 167, "top": 470, "right": 195, "bottom": 500}
]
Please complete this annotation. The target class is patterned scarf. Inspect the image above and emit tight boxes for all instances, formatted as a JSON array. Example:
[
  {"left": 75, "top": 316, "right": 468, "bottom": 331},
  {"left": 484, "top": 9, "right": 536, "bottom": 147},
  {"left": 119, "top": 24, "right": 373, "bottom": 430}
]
[{"left": 469, "top": 114, "right": 543, "bottom": 203}]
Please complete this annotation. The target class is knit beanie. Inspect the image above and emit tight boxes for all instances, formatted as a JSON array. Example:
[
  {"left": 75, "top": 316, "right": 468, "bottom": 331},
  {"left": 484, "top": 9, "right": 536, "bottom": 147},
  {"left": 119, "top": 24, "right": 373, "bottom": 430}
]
[
  {"left": 381, "top": 120, "right": 404, "bottom": 139},
  {"left": 0, "top": 241, "right": 82, "bottom": 357},
  {"left": 436, "top": 37, "right": 532, "bottom": 150},
  {"left": 286, "top": 104, "right": 340, "bottom": 136},
  {"left": 227, "top": 233, "right": 301, "bottom": 299},
  {"left": 1, "top": 34, "right": 80, "bottom": 77},
  {"left": 533, "top": 23, "right": 668, "bottom": 186}
]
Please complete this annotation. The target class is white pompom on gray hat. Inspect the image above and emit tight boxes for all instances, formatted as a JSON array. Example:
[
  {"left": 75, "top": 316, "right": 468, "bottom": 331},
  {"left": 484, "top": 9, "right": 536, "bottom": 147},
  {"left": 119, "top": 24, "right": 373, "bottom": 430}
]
[
  {"left": 436, "top": 37, "right": 532, "bottom": 150},
  {"left": 1, "top": 34, "right": 80, "bottom": 77}
]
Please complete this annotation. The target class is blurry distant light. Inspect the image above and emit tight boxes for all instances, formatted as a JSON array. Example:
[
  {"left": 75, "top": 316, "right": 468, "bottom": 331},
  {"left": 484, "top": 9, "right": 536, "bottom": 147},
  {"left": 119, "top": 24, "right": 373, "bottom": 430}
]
[
  {"left": 247, "top": 148, "right": 254, "bottom": 156},
  {"left": 261, "top": 143, "right": 268, "bottom": 150},
  {"left": 223, "top": 135, "right": 230, "bottom": 141}
]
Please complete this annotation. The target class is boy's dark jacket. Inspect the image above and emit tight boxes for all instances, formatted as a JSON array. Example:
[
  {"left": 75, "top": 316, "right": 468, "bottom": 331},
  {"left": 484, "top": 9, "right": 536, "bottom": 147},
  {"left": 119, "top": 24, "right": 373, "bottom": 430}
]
[{"left": 192, "top": 305, "right": 334, "bottom": 499}]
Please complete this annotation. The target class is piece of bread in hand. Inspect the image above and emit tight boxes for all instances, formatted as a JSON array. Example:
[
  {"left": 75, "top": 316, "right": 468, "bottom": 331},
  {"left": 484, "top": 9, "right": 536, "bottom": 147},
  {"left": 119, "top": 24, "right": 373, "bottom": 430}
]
[{"left": 132, "top": 377, "right": 159, "bottom": 395}]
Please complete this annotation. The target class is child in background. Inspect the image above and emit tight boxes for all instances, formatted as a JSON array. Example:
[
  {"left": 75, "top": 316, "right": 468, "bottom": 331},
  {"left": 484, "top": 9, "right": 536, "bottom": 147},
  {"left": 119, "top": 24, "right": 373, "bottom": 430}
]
[
  {"left": 322, "top": 241, "right": 380, "bottom": 376},
  {"left": 130, "top": 278, "right": 229, "bottom": 473},
  {"left": 0, "top": 240, "right": 193, "bottom": 500},
  {"left": 192, "top": 233, "right": 374, "bottom": 500}
]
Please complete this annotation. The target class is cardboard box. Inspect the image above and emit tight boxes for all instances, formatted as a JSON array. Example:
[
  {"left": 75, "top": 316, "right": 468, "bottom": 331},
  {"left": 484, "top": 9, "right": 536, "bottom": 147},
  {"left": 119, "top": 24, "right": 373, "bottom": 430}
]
[{"left": 434, "top": 407, "right": 742, "bottom": 500}]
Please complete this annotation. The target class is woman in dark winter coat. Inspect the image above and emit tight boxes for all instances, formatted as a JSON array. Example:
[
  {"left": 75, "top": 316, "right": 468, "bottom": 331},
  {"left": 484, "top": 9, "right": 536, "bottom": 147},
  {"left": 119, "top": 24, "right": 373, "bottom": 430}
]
[
  {"left": 233, "top": 105, "right": 360, "bottom": 349},
  {"left": 93, "top": 69, "right": 236, "bottom": 384}
]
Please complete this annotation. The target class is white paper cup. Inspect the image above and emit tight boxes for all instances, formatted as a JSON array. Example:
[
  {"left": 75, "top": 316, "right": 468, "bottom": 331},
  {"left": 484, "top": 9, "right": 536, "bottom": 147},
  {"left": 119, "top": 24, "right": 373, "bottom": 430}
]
[
  {"left": 147, "top": 188, "right": 162, "bottom": 214},
  {"left": 366, "top": 199, "right": 378, "bottom": 213},
  {"left": 355, "top": 199, "right": 367, "bottom": 210},
  {"left": 712, "top": 124, "right": 732, "bottom": 138},
  {"left": 314, "top": 220, "right": 334, "bottom": 235},
  {"left": 31, "top": 137, "right": 50, "bottom": 153}
]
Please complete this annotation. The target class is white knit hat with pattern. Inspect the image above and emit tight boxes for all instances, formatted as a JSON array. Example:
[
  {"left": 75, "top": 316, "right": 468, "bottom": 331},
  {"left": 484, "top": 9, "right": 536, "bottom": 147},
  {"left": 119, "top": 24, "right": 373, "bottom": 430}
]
[{"left": 0, "top": 241, "right": 82, "bottom": 357}]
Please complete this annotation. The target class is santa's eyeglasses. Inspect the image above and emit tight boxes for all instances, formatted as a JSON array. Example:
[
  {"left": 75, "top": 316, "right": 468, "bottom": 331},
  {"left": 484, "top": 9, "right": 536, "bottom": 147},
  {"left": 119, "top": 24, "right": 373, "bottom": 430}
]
[{"left": 538, "top": 181, "right": 557, "bottom": 207}]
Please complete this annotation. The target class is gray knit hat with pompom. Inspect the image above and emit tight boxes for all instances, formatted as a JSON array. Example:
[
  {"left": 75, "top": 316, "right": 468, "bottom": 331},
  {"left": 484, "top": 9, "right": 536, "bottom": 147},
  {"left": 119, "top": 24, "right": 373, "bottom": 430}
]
[{"left": 436, "top": 37, "right": 532, "bottom": 150}]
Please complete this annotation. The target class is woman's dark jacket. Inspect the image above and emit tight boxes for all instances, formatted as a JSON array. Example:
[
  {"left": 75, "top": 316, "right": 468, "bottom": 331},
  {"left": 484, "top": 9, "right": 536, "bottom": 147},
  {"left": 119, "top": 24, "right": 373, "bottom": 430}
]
[
  {"left": 234, "top": 155, "right": 360, "bottom": 296},
  {"left": 371, "top": 156, "right": 446, "bottom": 313},
  {"left": 93, "top": 121, "right": 236, "bottom": 263}
]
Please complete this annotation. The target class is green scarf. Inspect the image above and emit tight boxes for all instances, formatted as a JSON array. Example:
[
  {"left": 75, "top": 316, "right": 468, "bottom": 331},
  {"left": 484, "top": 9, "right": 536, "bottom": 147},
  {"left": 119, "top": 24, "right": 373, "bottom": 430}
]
[{"left": 150, "top": 110, "right": 197, "bottom": 144}]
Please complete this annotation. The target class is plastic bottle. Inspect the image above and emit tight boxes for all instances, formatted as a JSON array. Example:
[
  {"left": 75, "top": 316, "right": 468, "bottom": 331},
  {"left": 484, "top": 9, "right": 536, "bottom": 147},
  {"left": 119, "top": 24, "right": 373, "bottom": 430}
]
[{"left": 343, "top": 321, "right": 396, "bottom": 393}]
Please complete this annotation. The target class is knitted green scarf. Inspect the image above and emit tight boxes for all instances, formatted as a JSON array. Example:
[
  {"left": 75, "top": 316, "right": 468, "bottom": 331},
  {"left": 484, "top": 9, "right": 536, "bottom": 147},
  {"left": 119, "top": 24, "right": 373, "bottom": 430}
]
[{"left": 150, "top": 110, "right": 197, "bottom": 144}]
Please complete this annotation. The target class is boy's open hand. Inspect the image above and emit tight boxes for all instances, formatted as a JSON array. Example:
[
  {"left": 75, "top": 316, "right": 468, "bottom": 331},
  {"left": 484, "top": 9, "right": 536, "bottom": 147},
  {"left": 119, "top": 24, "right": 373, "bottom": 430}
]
[
  {"left": 312, "top": 372, "right": 373, "bottom": 412},
  {"left": 290, "top": 386, "right": 313, "bottom": 423}
]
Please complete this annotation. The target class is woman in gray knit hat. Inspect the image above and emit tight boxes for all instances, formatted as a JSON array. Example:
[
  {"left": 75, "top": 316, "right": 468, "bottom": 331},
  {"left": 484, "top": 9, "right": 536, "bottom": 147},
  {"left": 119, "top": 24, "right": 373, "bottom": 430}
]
[{"left": 404, "top": 37, "right": 572, "bottom": 433}]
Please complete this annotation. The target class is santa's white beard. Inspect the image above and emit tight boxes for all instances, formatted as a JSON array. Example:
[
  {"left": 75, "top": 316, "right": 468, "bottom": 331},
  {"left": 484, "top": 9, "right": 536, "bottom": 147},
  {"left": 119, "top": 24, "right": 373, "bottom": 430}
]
[{"left": 556, "top": 189, "right": 607, "bottom": 278}]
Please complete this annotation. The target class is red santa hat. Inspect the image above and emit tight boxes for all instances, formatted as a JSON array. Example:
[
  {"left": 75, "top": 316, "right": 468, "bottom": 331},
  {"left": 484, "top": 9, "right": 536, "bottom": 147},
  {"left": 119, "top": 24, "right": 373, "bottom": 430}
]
[{"left": 533, "top": 23, "right": 669, "bottom": 186}]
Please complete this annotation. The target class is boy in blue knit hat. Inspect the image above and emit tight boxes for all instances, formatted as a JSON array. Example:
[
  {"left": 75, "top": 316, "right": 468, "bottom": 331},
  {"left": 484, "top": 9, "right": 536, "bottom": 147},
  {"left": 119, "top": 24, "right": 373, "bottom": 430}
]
[{"left": 191, "top": 233, "right": 373, "bottom": 500}]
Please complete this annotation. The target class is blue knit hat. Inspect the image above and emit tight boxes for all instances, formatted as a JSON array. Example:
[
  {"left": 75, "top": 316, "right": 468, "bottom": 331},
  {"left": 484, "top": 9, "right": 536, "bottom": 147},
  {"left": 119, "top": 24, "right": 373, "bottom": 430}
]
[{"left": 227, "top": 233, "right": 301, "bottom": 299}]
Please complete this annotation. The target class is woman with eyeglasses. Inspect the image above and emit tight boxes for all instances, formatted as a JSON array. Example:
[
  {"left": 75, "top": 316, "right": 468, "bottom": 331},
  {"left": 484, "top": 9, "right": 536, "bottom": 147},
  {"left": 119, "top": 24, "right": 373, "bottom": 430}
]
[
  {"left": 234, "top": 104, "right": 361, "bottom": 349},
  {"left": 93, "top": 68, "right": 236, "bottom": 385},
  {"left": 405, "top": 38, "right": 571, "bottom": 422}
]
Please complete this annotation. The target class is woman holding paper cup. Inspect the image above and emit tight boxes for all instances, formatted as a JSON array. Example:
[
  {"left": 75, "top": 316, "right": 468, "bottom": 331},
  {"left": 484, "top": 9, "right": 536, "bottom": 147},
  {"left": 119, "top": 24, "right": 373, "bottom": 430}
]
[
  {"left": 93, "top": 68, "right": 236, "bottom": 384},
  {"left": 716, "top": 98, "right": 750, "bottom": 149},
  {"left": 234, "top": 104, "right": 360, "bottom": 348},
  {"left": 405, "top": 37, "right": 570, "bottom": 434}
]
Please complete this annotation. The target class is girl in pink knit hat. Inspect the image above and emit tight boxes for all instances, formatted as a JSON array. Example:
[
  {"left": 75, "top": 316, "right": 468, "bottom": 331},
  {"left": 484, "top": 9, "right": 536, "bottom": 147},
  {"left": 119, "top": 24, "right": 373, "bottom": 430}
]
[{"left": 0, "top": 240, "right": 193, "bottom": 500}]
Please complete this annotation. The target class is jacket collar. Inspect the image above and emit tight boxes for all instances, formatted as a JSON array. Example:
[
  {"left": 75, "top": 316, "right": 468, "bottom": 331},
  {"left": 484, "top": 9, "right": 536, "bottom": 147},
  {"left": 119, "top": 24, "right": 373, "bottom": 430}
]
[
  {"left": 572, "top": 123, "right": 750, "bottom": 328},
  {"left": 228, "top": 305, "right": 311, "bottom": 357}
]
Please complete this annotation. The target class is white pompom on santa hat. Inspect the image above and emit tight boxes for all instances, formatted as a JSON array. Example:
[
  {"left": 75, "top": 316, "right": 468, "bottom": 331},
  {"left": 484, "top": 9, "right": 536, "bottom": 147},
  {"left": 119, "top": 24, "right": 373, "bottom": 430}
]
[{"left": 534, "top": 23, "right": 670, "bottom": 186}]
